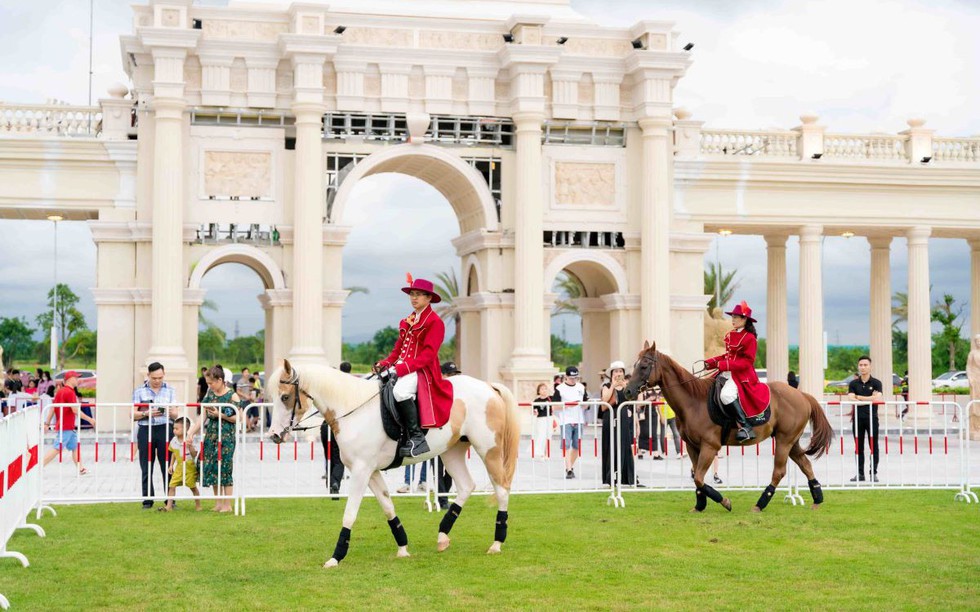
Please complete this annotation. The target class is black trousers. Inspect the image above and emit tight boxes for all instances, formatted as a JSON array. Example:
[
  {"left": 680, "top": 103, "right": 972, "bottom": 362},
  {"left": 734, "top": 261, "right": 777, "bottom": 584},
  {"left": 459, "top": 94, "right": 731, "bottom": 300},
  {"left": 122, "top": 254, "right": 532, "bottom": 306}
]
[
  {"left": 320, "top": 423, "right": 345, "bottom": 490},
  {"left": 137, "top": 423, "right": 171, "bottom": 506},
  {"left": 852, "top": 411, "right": 880, "bottom": 477}
]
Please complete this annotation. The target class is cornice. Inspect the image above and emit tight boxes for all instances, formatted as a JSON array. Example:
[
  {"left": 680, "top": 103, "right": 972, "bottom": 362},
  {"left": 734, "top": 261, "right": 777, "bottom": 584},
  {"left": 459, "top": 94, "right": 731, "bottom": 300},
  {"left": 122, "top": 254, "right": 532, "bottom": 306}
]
[{"left": 452, "top": 229, "right": 513, "bottom": 257}]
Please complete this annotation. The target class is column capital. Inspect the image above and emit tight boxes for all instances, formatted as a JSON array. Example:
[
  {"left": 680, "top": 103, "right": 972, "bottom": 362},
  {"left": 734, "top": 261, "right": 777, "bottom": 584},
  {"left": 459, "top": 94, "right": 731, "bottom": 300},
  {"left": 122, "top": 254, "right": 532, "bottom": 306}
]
[
  {"left": 867, "top": 236, "right": 894, "bottom": 250},
  {"left": 968, "top": 237, "right": 980, "bottom": 251},
  {"left": 259, "top": 289, "right": 293, "bottom": 310},
  {"left": 906, "top": 226, "right": 931, "bottom": 246},
  {"left": 763, "top": 234, "right": 789, "bottom": 248},
  {"left": 182, "top": 288, "right": 207, "bottom": 306},
  {"left": 638, "top": 116, "right": 672, "bottom": 134},
  {"left": 799, "top": 224, "right": 823, "bottom": 242},
  {"left": 511, "top": 111, "right": 544, "bottom": 130}
]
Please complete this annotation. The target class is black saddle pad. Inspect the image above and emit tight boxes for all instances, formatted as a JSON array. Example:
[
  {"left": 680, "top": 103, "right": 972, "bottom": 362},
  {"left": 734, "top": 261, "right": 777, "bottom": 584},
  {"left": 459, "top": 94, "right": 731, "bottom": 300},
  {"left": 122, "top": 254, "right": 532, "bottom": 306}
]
[
  {"left": 707, "top": 376, "right": 771, "bottom": 429},
  {"left": 380, "top": 377, "right": 406, "bottom": 471}
]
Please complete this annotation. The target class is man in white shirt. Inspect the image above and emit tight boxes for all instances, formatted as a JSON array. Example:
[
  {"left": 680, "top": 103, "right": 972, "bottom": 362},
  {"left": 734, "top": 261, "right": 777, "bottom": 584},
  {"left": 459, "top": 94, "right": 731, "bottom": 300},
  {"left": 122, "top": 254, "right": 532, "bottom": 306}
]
[{"left": 552, "top": 366, "right": 588, "bottom": 479}]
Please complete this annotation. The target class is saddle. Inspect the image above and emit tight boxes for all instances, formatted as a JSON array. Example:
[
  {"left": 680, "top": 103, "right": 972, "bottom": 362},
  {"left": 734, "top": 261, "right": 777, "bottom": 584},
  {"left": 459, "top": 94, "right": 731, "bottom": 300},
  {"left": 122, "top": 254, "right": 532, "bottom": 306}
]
[{"left": 706, "top": 376, "right": 771, "bottom": 441}]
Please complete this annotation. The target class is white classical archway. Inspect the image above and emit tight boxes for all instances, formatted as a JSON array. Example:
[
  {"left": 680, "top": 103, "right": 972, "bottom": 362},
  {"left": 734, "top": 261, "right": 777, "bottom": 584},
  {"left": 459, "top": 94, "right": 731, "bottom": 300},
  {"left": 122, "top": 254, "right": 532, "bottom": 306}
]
[
  {"left": 331, "top": 143, "right": 500, "bottom": 234},
  {"left": 188, "top": 243, "right": 286, "bottom": 291}
]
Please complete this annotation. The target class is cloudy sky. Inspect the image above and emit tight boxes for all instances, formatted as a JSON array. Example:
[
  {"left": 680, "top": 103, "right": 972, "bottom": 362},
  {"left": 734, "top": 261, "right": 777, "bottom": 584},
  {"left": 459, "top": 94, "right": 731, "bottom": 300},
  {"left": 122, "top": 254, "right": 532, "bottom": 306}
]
[{"left": 0, "top": 0, "right": 977, "bottom": 345}]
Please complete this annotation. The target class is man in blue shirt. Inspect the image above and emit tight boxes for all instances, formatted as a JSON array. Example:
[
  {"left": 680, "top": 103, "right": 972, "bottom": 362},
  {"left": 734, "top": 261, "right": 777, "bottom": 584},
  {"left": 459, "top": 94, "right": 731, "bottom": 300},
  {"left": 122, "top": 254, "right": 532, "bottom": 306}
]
[{"left": 132, "top": 362, "right": 177, "bottom": 509}]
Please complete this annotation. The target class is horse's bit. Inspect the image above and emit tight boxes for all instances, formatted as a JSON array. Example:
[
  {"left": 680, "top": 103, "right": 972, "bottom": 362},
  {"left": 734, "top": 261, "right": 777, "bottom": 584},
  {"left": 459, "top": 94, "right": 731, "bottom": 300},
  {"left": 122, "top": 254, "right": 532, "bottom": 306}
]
[{"left": 271, "top": 369, "right": 380, "bottom": 443}]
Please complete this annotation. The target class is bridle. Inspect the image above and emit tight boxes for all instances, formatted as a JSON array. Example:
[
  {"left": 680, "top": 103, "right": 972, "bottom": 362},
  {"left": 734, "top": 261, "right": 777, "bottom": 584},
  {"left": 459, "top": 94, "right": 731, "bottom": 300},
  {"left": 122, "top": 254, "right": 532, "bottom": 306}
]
[
  {"left": 629, "top": 351, "right": 715, "bottom": 398},
  {"left": 270, "top": 369, "right": 380, "bottom": 443}
]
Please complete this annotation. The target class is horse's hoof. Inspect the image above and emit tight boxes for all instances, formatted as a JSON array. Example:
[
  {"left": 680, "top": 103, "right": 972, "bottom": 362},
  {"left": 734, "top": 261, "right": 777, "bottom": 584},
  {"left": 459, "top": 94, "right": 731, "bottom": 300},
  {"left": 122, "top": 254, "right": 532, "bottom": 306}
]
[
  {"left": 689, "top": 508, "right": 703, "bottom": 513},
  {"left": 721, "top": 498, "right": 732, "bottom": 512},
  {"left": 437, "top": 533, "right": 451, "bottom": 552},
  {"left": 751, "top": 506, "right": 762, "bottom": 513},
  {"left": 396, "top": 547, "right": 411, "bottom": 558},
  {"left": 323, "top": 558, "right": 339, "bottom": 569},
  {"left": 486, "top": 541, "right": 502, "bottom": 555},
  {"left": 811, "top": 503, "right": 821, "bottom": 511}
]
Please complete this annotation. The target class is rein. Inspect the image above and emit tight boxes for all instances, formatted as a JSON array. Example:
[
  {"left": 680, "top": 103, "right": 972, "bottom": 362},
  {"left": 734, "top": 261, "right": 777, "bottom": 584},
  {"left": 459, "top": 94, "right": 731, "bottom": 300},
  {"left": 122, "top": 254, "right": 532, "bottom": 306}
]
[
  {"left": 635, "top": 355, "right": 715, "bottom": 397},
  {"left": 274, "top": 370, "right": 380, "bottom": 440}
]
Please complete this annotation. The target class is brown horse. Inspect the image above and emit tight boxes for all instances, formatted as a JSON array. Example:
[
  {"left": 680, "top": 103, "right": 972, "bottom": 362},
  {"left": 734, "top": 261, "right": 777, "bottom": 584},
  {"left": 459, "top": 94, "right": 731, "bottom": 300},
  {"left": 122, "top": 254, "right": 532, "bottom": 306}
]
[{"left": 623, "top": 341, "right": 834, "bottom": 512}]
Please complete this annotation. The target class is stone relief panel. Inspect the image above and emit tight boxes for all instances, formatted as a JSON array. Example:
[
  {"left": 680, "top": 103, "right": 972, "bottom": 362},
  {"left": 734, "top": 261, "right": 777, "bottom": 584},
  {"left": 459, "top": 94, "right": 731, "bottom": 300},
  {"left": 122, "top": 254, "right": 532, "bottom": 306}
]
[
  {"left": 343, "top": 27, "right": 414, "bottom": 47},
  {"left": 230, "top": 59, "right": 247, "bottom": 93},
  {"left": 578, "top": 75, "right": 595, "bottom": 107},
  {"left": 161, "top": 8, "right": 181, "bottom": 28},
  {"left": 561, "top": 38, "right": 632, "bottom": 57},
  {"left": 301, "top": 16, "right": 319, "bottom": 35},
  {"left": 202, "top": 20, "right": 288, "bottom": 41},
  {"left": 420, "top": 31, "right": 500, "bottom": 51},
  {"left": 554, "top": 162, "right": 616, "bottom": 208},
  {"left": 204, "top": 151, "right": 272, "bottom": 198},
  {"left": 183, "top": 57, "right": 202, "bottom": 91}
]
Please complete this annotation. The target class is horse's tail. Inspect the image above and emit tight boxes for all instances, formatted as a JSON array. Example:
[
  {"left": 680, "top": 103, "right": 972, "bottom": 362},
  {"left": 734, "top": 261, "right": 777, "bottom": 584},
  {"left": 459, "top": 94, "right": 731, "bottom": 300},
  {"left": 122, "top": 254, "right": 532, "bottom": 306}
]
[
  {"left": 489, "top": 382, "right": 521, "bottom": 489},
  {"left": 803, "top": 392, "right": 834, "bottom": 459}
]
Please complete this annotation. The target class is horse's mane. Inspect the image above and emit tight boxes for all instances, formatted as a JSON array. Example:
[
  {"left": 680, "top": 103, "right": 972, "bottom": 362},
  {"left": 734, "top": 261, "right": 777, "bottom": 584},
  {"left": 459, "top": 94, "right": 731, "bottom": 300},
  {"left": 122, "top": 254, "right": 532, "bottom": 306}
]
[
  {"left": 269, "top": 362, "right": 378, "bottom": 414},
  {"left": 656, "top": 351, "right": 714, "bottom": 399}
]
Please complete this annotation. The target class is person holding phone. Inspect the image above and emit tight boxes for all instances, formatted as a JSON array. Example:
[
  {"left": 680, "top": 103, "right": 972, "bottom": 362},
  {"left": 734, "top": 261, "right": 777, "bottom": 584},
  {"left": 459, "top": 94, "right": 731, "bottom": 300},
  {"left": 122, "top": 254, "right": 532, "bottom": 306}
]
[{"left": 132, "top": 362, "right": 176, "bottom": 510}]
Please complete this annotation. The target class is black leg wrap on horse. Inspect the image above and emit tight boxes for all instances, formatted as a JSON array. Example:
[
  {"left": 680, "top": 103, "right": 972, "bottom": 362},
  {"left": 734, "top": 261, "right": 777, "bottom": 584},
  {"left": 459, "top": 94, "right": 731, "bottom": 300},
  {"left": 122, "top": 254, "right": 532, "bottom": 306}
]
[
  {"left": 438, "top": 503, "right": 463, "bottom": 535},
  {"left": 387, "top": 516, "right": 408, "bottom": 547},
  {"left": 808, "top": 479, "right": 824, "bottom": 504},
  {"left": 756, "top": 484, "right": 777, "bottom": 510},
  {"left": 494, "top": 510, "right": 509, "bottom": 543},
  {"left": 695, "top": 487, "right": 708, "bottom": 511},
  {"left": 332, "top": 527, "right": 352, "bottom": 562},
  {"left": 701, "top": 484, "right": 724, "bottom": 503}
]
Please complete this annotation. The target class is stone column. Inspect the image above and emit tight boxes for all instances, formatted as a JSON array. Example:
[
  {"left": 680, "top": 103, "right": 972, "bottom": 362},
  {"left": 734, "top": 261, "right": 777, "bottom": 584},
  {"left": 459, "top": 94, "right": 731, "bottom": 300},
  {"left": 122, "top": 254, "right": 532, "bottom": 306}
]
[
  {"left": 906, "top": 226, "right": 932, "bottom": 403},
  {"left": 638, "top": 118, "right": 673, "bottom": 352},
  {"left": 510, "top": 111, "right": 550, "bottom": 367},
  {"left": 970, "top": 239, "right": 980, "bottom": 339},
  {"left": 146, "top": 48, "right": 193, "bottom": 373},
  {"left": 869, "top": 237, "right": 894, "bottom": 396},
  {"left": 798, "top": 225, "right": 824, "bottom": 397},
  {"left": 765, "top": 235, "right": 789, "bottom": 386}
]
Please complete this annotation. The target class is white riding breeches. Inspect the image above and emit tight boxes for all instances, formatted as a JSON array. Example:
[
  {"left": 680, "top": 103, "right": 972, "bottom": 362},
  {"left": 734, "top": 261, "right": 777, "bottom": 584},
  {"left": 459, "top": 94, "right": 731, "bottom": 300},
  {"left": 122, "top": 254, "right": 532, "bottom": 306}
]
[
  {"left": 719, "top": 375, "right": 739, "bottom": 404},
  {"left": 393, "top": 371, "right": 419, "bottom": 402}
]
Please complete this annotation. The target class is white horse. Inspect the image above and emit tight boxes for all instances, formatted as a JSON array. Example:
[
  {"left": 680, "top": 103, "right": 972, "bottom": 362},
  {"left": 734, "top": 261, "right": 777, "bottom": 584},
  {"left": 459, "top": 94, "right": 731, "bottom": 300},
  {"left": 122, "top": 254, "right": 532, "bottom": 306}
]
[{"left": 268, "top": 359, "right": 521, "bottom": 568}]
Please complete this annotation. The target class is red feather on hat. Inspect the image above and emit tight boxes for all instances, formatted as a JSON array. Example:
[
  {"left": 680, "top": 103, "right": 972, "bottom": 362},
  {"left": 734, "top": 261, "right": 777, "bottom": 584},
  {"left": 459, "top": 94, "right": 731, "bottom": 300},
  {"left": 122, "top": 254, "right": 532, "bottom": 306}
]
[
  {"left": 740, "top": 300, "right": 748, "bottom": 311},
  {"left": 406, "top": 272, "right": 414, "bottom": 285}
]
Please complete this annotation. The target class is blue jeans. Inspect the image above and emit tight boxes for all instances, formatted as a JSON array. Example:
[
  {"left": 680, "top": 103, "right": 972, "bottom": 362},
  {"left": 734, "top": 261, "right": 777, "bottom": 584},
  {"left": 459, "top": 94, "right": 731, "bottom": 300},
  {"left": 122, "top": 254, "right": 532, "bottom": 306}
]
[{"left": 403, "top": 461, "right": 427, "bottom": 485}]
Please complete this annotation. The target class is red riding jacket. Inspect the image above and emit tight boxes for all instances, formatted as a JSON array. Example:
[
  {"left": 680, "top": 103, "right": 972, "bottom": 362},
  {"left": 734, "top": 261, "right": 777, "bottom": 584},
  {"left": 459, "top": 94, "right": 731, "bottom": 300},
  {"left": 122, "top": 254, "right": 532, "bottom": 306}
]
[
  {"left": 704, "top": 328, "right": 771, "bottom": 417},
  {"left": 378, "top": 305, "right": 454, "bottom": 428}
]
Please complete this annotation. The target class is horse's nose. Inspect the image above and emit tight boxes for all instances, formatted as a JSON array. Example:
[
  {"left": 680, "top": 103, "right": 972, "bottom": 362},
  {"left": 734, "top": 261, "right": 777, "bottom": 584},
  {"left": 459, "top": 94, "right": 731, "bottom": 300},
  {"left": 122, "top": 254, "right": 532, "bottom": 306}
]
[{"left": 270, "top": 432, "right": 282, "bottom": 445}]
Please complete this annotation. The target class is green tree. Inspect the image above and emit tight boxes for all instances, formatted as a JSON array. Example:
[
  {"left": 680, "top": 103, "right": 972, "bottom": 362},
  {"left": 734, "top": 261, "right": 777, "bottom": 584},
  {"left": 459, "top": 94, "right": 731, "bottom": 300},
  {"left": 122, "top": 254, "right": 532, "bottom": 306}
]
[
  {"left": 226, "top": 334, "right": 264, "bottom": 366},
  {"left": 372, "top": 326, "right": 399, "bottom": 357},
  {"left": 892, "top": 291, "right": 908, "bottom": 329},
  {"left": 35, "top": 283, "right": 89, "bottom": 365},
  {"left": 0, "top": 316, "right": 36, "bottom": 368},
  {"left": 346, "top": 286, "right": 370, "bottom": 296},
  {"left": 930, "top": 293, "right": 966, "bottom": 374},
  {"left": 704, "top": 263, "right": 739, "bottom": 311},
  {"left": 551, "top": 334, "right": 582, "bottom": 369},
  {"left": 63, "top": 330, "right": 97, "bottom": 366},
  {"left": 198, "top": 326, "right": 227, "bottom": 363},
  {"left": 432, "top": 269, "right": 461, "bottom": 362},
  {"left": 552, "top": 271, "right": 584, "bottom": 316},
  {"left": 198, "top": 298, "right": 219, "bottom": 328}
]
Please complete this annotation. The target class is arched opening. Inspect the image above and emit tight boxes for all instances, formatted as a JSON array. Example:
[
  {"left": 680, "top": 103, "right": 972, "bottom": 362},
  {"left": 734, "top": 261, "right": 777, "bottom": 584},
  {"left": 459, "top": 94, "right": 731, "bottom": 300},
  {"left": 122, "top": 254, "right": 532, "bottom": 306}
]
[
  {"left": 545, "top": 253, "right": 627, "bottom": 391},
  {"left": 331, "top": 145, "right": 499, "bottom": 375},
  {"left": 189, "top": 244, "right": 287, "bottom": 401}
]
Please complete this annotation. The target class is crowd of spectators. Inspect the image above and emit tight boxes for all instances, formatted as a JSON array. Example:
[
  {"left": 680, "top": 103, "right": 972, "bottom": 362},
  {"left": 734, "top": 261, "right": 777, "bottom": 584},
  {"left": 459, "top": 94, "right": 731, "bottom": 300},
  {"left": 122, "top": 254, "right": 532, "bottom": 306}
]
[{"left": 1, "top": 368, "right": 57, "bottom": 415}]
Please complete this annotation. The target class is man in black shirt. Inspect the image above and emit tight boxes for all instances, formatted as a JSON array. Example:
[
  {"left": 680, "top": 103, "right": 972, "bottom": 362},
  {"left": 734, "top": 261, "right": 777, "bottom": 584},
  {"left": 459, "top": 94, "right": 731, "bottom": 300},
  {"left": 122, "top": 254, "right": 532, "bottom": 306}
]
[{"left": 847, "top": 355, "right": 883, "bottom": 482}]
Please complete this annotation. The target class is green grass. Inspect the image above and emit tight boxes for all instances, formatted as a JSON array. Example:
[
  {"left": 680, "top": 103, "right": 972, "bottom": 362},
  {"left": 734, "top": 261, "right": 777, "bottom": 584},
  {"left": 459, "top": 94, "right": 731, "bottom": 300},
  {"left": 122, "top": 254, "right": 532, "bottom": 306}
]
[{"left": 3, "top": 491, "right": 977, "bottom": 610}]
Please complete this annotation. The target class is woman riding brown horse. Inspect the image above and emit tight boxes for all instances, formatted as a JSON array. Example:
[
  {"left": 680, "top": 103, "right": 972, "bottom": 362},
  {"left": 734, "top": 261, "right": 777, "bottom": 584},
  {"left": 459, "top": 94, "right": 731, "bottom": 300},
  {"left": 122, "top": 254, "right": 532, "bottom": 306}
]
[{"left": 623, "top": 341, "right": 834, "bottom": 512}]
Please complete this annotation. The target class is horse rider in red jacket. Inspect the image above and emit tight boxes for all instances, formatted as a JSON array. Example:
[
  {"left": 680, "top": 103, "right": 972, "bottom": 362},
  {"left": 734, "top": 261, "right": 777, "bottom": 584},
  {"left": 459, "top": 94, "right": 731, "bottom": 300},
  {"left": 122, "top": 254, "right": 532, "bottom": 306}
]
[
  {"left": 703, "top": 301, "right": 770, "bottom": 443},
  {"left": 374, "top": 275, "right": 454, "bottom": 458}
]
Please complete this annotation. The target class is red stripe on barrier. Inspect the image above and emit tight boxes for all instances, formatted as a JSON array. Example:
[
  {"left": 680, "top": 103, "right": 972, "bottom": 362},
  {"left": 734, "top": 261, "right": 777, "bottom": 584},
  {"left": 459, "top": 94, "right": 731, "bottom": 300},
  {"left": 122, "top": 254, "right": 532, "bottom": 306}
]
[
  {"left": 929, "top": 437, "right": 933, "bottom": 454},
  {"left": 467, "top": 447, "right": 471, "bottom": 459},
  {"left": 593, "top": 438, "right": 597, "bottom": 457},
  {"left": 259, "top": 441, "right": 264, "bottom": 461},
  {"left": 944, "top": 437, "right": 948, "bottom": 454},
  {"left": 869, "top": 437, "right": 874, "bottom": 455},
  {"left": 530, "top": 439, "right": 535, "bottom": 458},
  {"left": 914, "top": 437, "right": 918, "bottom": 454},
  {"left": 546, "top": 438, "right": 550, "bottom": 458},
  {"left": 293, "top": 440, "right": 298, "bottom": 461},
  {"left": 7, "top": 457, "right": 23, "bottom": 489},
  {"left": 277, "top": 443, "right": 281, "bottom": 461},
  {"left": 771, "top": 438, "right": 775, "bottom": 454},
  {"left": 900, "top": 435, "right": 904, "bottom": 454},
  {"left": 0, "top": 470, "right": 5, "bottom": 499},
  {"left": 562, "top": 439, "right": 566, "bottom": 457},
  {"left": 840, "top": 437, "right": 844, "bottom": 455},
  {"left": 680, "top": 440, "right": 685, "bottom": 455},
  {"left": 310, "top": 441, "right": 314, "bottom": 461},
  {"left": 130, "top": 442, "right": 134, "bottom": 462},
  {"left": 885, "top": 436, "right": 889, "bottom": 454},
  {"left": 95, "top": 441, "right": 99, "bottom": 462},
  {"left": 755, "top": 443, "right": 760, "bottom": 456},
  {"left": 218, "top": 439, "right": 223, "bottom": 462},
  {"left": 112, "top": 442, "right": 116, "bottom": 463},
  {"left": 853, "top": 437, "right": 858, "bottom": 454}
]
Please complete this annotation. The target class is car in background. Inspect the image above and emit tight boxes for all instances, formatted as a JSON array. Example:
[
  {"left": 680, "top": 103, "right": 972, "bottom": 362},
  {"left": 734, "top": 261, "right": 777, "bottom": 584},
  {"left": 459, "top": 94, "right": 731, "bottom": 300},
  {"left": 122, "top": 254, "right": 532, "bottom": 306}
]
[
  {"left": 755, "top": 369, "right": 767, "bottom": 383},
  {"left": 830, "top": 373, "right": 903, "bottom": 390},
  {"left": 932, "top": 370, "right": 968, "bottom": 389},
  {"left": 55, "top": 369, "right": 97, "bottom": 390}
]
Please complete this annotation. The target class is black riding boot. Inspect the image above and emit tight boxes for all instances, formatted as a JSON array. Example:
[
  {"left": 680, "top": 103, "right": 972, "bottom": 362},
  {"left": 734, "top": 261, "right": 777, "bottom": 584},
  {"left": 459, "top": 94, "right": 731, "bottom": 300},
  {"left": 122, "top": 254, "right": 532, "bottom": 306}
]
[
  {"left": 727, "top": 399, "right": 756, "bottom": 443},
  {"left": 396, "top": 398, "right": 430, "bottom": 458}
]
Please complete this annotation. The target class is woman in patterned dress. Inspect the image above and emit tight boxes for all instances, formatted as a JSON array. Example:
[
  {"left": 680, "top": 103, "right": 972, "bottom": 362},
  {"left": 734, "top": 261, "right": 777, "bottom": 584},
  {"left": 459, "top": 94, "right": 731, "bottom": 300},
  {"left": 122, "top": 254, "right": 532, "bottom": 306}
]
[{"left": 200, "top": 365, "right": 241, "bottom": 512}]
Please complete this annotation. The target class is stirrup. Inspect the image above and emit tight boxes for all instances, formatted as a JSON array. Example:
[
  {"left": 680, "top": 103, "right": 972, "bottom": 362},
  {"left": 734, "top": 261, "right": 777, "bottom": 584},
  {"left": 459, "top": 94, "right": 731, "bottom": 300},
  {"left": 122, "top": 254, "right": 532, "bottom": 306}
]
[
  {"left": 400, "top": 437, "right": 430, "bottom": 458},
  {"left": 736, "top": 427, "right": 755, "bottom": 443}
]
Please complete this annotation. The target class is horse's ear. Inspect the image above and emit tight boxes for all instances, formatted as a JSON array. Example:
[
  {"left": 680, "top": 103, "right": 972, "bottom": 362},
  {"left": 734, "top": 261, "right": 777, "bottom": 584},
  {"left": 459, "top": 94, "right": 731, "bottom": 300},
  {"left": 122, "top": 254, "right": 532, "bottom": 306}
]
[
  {"left": 283, "top": 359, "right": 293, "bottom": 376},
  {"left": 643, "top": 340, "right": 650, "bottom": 351},
  {"left": 650, "top": 340, "right": 657, "bottom": 352}
]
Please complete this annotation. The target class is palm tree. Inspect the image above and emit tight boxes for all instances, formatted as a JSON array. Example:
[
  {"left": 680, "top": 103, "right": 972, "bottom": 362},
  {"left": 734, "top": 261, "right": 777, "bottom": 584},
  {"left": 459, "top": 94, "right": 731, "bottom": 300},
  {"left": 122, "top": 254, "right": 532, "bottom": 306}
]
[
  {"left": 199, "top": 298, "right": 219, "bottom": 328},
  {"left": 704, "top": 263, "right": 739, "bottom": 311},
  {"left": 432, "top": 270, "right": 460, "bottom": 362},
  {"left": 552, "top": 271, "right": 584, "bottom": 316},
  {"left": 891, "top": 291, "right": 908, "bottom": 329},
  {"left": 346, "top": 286, "right": 369, "bottom": 296}
]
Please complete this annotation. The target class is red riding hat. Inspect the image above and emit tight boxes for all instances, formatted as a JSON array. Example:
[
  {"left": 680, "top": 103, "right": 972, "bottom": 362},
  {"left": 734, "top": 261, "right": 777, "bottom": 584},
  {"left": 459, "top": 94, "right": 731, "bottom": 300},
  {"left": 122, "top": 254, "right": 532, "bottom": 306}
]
[
  {"left": 725, "top": 300, "right": 757, "bottom": 323},
  {"left": 401, "top": 273, "right": 442, "bottom": 303}
]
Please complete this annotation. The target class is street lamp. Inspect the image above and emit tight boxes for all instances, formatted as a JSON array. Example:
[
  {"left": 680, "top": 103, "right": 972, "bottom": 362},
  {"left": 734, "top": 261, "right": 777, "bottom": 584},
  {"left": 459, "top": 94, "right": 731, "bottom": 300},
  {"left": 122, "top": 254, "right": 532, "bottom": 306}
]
[
  {"left": 47, "top": 214, "right": 63, "bottom": 371},
  {"left": 715, "top": 229, "right": 733, "bottom": 312}
]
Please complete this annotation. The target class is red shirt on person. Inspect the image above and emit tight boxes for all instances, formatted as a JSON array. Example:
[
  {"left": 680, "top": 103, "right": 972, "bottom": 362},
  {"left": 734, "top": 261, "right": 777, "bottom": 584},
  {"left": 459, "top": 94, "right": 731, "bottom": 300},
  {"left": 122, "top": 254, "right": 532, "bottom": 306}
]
[{"left": 53, "top": 385, "right": 79, "bottom": 431}]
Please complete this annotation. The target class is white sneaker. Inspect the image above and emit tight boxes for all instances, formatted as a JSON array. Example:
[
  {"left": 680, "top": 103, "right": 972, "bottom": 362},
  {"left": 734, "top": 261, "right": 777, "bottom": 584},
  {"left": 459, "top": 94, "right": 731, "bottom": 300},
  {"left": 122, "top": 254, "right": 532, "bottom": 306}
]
[{"left": 396, "top": 484, "right": 410, "bottom": 494}]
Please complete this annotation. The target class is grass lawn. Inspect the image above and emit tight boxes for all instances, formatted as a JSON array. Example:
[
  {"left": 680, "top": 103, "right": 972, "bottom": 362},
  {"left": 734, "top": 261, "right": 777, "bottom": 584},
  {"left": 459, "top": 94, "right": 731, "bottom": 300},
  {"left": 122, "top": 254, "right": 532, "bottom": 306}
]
[{"left": 3, "top": 491, "right": 977, "bottom": 610}]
